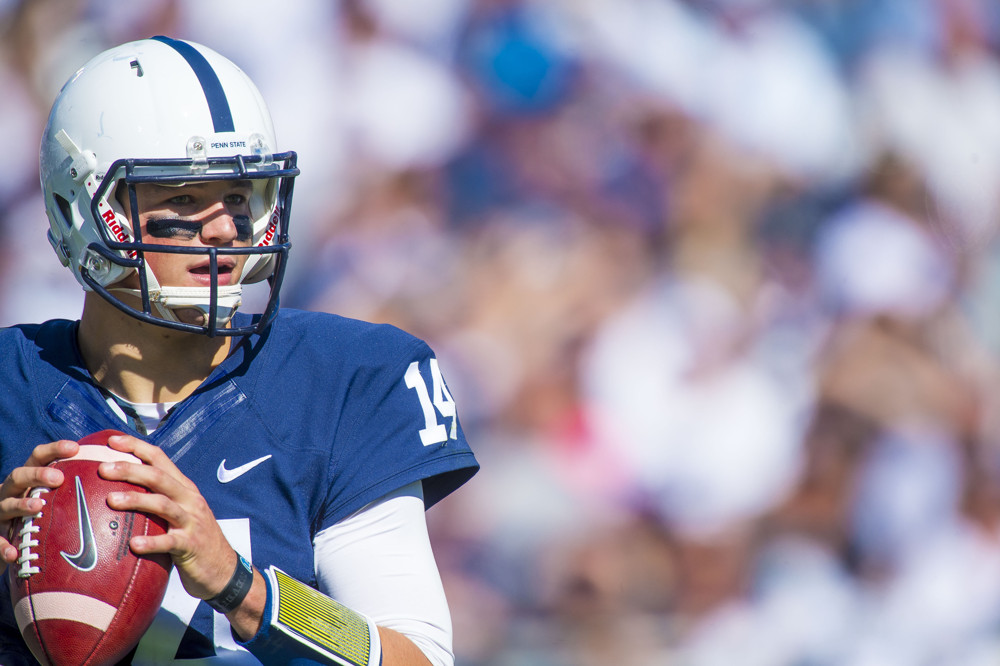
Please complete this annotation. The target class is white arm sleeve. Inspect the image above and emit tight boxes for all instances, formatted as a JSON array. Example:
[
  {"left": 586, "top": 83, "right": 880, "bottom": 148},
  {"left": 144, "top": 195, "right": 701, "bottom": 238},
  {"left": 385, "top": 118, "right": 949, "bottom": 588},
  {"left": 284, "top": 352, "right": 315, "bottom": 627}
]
[{"left": 312, "top": 481, "right": 454, "bottom": 666}]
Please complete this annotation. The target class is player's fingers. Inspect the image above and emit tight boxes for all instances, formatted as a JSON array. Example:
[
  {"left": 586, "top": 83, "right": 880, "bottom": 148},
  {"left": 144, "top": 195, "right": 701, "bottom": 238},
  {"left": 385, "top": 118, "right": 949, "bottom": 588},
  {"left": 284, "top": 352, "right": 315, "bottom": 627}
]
[
  {"left": 98, "top": 460, "right": 190, "bottom": 506},
  {"left": 106, "top": 488, "right": 189, "bottom": 529},
  {"left": 0, "top": 441, "right": 76, "bottom": 520},
  {"left": 20, "top": 439, "right": 78, "bottom": 470},
  {"left": 0, "top": 493, "right": 47, "bottom": 564},
  {"left": 0, "top": 465, "right": 61, "bottom": 570},
  {"left": 107, "top": 490, "right": 231, "bottom": 596},
  {"left": 0, "top": 493, "right": 48, "bottom": 519},
  {"left": 0, "top": 538, "right": 18, "bottom": 564},
  {"left": 124, "top": 521, "right": 236, "bottom": 600},
  {"left": 105, "top": 434, "right": 197, "bottom": 491},
  {"left": 124, "top": 530, "right": 177, "bottom": 557},
  {"left": 0, "top": 465, "right": 64, "bottom": 502},
  {"left": 105, "top": 433, "right": 168, "bottom": 465}
]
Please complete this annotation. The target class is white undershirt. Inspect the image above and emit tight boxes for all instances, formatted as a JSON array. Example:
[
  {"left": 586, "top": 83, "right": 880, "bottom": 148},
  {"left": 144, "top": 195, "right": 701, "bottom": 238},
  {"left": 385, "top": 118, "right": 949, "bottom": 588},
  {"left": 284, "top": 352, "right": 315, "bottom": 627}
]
[
  {"left": 106, "top": 396, "right": 455, "bottom": 666},
  {"left": 103, "top": 394, "right": 178, "bottom": 435},
  {"left": 314, "top": 481, "right": 454, "bottom": 666}
]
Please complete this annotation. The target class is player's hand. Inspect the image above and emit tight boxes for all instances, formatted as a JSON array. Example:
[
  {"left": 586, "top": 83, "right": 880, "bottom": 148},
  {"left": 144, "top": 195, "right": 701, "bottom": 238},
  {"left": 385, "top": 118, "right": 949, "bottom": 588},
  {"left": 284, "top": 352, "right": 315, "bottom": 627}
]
[
  {"left": 97, "top": 433, "right": 240, "bottom": 603},
  {"left": 0, "top": 439, "right": 79, "bottom": 574}
]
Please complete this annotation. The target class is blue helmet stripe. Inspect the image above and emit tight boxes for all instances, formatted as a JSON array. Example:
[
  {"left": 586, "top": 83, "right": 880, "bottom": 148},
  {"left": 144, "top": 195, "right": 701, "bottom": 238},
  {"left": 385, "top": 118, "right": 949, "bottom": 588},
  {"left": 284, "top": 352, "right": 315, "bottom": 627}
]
[{"left": 151, "top": 35, "right": 235, "bottom": 133}]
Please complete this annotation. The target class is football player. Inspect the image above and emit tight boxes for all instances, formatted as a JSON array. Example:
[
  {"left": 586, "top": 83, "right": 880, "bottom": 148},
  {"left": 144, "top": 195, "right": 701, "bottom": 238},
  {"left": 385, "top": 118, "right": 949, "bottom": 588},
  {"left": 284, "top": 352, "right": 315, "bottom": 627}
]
[{"left": 0, "top": 36, "right": 478, "bottom": 665}]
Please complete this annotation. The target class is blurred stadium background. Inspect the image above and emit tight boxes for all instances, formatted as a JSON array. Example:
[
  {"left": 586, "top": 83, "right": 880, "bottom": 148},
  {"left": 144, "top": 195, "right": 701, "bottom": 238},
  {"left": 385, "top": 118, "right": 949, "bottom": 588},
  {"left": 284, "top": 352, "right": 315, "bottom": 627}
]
[{"left": 5, "top": 0, "right": 1000, "bottom": 663}]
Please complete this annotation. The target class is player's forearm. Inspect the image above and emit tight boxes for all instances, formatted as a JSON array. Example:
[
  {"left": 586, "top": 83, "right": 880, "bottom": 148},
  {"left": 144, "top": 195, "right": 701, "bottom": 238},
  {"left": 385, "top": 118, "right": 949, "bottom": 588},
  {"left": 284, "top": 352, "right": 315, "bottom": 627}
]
[{"left": 379, "top": 626, "right": 433, "bottom": 666}]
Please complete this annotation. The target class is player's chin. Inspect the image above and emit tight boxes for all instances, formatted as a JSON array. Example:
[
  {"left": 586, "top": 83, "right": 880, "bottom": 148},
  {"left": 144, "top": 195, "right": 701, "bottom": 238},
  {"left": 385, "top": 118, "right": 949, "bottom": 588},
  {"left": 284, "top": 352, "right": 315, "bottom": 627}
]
[{"left": 174, "top": 307, "right": 211, "bottom": 327}]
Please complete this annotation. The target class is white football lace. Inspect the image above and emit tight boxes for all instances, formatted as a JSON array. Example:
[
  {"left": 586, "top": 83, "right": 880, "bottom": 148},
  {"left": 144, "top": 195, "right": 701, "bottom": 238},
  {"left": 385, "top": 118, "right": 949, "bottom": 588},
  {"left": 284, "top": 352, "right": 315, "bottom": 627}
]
[{"left": 16, "top": 488, "right": 50, "bottom": 578}]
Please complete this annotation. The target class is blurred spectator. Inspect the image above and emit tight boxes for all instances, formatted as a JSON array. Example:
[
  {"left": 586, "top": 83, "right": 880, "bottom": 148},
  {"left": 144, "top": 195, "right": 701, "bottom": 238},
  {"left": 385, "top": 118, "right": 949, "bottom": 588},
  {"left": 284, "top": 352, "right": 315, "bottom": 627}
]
[
  {"left": 854, "top": 0, "right": 1000, "bottom": 247},
  {"left": 813, "top": 152, "right": 955, "bottom": 321},
  {"left": 581, "top": 131, "right": 813, "bottom": 538}
]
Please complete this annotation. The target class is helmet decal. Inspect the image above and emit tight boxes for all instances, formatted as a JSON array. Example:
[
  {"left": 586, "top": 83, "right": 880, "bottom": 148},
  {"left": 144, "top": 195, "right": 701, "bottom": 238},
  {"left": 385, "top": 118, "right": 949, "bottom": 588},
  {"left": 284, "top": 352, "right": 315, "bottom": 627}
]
[
  {"left": 258, "top": 211, "right": 280, "bottom": 247},
  {"left": 150, "top": 35, "right": 235, "bottom": 133}
]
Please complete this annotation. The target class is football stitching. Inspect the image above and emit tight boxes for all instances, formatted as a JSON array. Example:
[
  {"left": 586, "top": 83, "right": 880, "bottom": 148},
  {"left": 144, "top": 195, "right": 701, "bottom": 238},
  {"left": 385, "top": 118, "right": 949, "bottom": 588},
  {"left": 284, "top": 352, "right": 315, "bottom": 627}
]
[{"left": 15, "top": 487, "right": 50, "bottom": 578}]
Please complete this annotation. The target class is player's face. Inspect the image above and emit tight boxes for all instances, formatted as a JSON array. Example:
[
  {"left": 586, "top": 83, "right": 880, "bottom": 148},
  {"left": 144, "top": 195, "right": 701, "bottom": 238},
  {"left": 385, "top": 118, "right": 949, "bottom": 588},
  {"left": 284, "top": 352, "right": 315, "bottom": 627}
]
[{"left": 118, "top": 179, "right": 254, "bottom": 290}]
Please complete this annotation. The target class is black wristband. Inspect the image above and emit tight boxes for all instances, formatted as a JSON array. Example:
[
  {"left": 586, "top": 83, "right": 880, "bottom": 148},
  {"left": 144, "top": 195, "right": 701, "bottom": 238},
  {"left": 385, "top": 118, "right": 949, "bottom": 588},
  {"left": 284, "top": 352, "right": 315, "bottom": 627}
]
[{"left": 205, "top": 554, "right": 254, "bottom": 614}]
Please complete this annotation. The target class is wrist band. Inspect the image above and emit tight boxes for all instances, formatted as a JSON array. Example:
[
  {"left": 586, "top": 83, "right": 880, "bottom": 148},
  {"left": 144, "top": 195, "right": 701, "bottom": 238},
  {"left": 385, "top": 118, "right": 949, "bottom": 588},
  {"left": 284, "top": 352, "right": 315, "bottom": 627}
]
[
  {"left": 205, "top": 554, "right": 254, "bottom": 614},
  {"left": 242, "top": 566, "right": 382, "bottom": 666}
]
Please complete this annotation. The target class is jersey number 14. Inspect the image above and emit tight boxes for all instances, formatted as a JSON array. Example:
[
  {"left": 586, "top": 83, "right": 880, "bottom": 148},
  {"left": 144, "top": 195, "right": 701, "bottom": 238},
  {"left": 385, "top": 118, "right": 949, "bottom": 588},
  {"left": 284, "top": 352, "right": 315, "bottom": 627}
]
[{"left": 404, "top": 359, "right": 458, "bottom": 446}]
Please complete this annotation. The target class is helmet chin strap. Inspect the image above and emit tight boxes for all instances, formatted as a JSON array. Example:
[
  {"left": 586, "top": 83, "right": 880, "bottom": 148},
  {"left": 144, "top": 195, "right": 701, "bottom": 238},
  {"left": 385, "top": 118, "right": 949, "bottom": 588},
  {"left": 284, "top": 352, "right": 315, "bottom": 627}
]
[{"left": 110, "top": 284, "right": 243, "bottom": 330}]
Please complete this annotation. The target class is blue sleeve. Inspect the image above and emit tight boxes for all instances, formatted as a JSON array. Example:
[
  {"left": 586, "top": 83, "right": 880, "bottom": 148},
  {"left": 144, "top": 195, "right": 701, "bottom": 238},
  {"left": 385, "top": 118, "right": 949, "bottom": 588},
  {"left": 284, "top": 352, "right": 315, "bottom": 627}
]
[{"left": 319, "top": 337, "right": 478, "bottom": 529}]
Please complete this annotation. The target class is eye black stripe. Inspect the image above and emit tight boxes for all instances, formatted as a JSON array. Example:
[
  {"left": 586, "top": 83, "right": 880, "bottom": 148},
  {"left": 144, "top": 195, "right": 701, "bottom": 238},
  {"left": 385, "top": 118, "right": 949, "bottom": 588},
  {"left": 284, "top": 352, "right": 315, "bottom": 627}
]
[{"left": 151, "top": 35, "right": 235, "bottom": 133}]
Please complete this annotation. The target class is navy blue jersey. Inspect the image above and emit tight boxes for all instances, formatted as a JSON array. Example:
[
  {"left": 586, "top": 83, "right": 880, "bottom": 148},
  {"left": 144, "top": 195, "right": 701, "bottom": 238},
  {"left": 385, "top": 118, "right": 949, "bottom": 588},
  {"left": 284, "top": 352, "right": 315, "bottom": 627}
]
[{"left": 0, "top": 308, "right": 478, "bottom": 664}]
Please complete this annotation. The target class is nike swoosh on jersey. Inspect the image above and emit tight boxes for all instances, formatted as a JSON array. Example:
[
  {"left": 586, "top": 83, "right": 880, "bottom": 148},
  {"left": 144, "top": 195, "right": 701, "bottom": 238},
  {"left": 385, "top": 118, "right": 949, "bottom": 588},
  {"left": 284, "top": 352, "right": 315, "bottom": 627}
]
[
  {"left": 61, "top": 476, "right": 98, "bottom": 572},
  {"left": 217, "top": 454, "right": 273, "bottom": 483}
]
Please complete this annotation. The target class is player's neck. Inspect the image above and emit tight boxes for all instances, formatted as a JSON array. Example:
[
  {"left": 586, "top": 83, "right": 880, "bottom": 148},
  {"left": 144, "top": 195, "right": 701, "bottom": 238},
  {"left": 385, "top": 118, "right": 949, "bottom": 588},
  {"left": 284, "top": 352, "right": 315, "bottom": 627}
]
[{"left": 78, "top": 293, "right": 232, "bottom": 404}]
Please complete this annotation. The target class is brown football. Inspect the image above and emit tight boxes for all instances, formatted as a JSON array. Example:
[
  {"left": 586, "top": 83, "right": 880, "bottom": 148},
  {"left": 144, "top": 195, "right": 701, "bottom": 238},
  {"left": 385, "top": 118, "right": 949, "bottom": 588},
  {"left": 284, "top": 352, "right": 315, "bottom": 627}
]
[{"left": 7, "top": 430, "right": 171, "bottom": 666}]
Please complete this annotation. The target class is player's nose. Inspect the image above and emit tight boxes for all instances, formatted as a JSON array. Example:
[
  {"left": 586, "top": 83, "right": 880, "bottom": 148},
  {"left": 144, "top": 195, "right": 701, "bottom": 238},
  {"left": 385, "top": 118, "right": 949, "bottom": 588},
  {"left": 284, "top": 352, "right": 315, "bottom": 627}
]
[{"left": 198, "top": 205, "right": 242, "bottom": 244}]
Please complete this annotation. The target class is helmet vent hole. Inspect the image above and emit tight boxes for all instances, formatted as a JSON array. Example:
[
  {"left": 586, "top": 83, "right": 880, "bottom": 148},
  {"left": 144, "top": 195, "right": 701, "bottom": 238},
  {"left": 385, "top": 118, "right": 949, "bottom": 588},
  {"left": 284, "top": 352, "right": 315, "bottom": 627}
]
[
  {"left": 130, "top": 59, "right": 144, "bottom": 77},
  {"left": 53, "top": 193, "right": 73, "bottom": 229}
]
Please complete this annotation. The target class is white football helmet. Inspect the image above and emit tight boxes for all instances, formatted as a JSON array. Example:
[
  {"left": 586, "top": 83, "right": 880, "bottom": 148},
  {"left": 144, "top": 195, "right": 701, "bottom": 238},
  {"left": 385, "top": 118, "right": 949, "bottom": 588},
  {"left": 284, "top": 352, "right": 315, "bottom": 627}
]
[{"left": 40, "top": 36, "right": 298, "bottom": 336}]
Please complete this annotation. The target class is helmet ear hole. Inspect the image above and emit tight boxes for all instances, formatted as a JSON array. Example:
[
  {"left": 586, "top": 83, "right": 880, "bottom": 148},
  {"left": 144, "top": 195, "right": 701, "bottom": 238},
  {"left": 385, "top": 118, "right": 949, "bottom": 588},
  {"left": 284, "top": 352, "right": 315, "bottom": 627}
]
[{"left": 52, "top": 193, "right": 73, "bottom": 229}]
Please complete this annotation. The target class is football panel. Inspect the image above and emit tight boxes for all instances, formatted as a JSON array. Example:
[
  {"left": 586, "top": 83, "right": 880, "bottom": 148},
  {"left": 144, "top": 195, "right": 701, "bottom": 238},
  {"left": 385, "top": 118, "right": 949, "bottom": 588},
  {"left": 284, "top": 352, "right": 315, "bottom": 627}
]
[
  {"left": 60, "top": 443, "right": 141, "bottom": 464},
  {"left": 13, "top": 590, "right": 117, "bottom": 631},
  {"left": 32, "top": 618, "right": 107, "bottom": 666}
]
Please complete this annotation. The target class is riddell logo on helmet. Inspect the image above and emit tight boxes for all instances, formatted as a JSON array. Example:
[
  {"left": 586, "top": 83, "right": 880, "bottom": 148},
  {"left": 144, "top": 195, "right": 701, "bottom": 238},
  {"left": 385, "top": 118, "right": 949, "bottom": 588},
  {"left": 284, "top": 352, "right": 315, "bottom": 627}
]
[
  {"left": 99, "top": 208, "right": 137, "bottom": 258},
  {"left": 257, "top": 211, "right": 279, "bottom": 247}
]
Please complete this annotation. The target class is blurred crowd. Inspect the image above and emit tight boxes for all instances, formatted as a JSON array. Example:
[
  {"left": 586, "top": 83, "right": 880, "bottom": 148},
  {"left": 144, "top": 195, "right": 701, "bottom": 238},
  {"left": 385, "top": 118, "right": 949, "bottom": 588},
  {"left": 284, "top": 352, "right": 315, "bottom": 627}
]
[{"left": 5, "top": 0, "right": 1000, "bottom": 663}]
